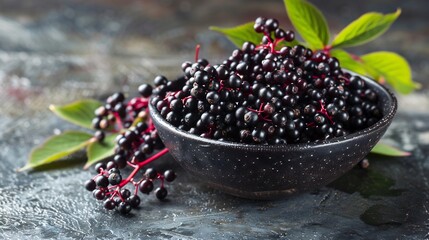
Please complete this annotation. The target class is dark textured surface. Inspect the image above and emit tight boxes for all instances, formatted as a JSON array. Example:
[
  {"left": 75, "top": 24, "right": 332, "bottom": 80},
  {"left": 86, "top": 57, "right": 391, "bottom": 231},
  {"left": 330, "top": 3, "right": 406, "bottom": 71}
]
[{"left": 1, "top": 0, "right": 428, "bottom": 239}]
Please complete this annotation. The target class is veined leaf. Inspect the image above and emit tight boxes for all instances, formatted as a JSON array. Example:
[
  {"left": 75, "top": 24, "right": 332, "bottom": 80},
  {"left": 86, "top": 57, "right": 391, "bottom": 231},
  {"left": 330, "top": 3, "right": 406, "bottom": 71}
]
[
  {"left": 332, "top": 9, "right": 400, "bottom": 48},
  {"left": 361, "top": 51, "right": 419, "bottom": 94},
  {"left": 330, "top": 49, "right": 367, "bottom": 75},
  {"left": 20, "top": 131, "right": 93, "bottom": 171},
  {"left": 50, "top": 99, "right": 102, "bottom": 129},
  {"left": 85, "top": 134, "right": 117, "bottom": 169},
  {"left": 210, "top": 22, "right": 264, "bottom": 47},
  {"left": 371, "top": 142, "right": 410, "bottom": 157},
  {"left": 284, "top": 0, "right": 330, "bottom": 49}
]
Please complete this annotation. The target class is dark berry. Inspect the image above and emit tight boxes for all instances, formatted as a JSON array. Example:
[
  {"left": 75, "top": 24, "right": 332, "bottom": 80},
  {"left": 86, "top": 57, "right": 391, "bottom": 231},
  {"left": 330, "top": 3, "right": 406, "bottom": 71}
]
[
  {"left": 155, "top": 187, "right": 168, "bottom": 200},
  {"left": 284, "top": 30, "right": 295, "bottom": 42},
  {"left": 265, "top": 18, "right": 279, "bottom": 32},
  {"left": 108, "top": 173, "right": 122, "bottom": 185},
  {"left": 94, "top": 130, "right": 105, "bottom": 142},
  {"left": 138, "top": 84, "right": 153, "bottom": 97},
  {"left": 127, "top": 195, "right": 141, "bottom": 208},
  {"left": 117, "top": 201, "right": 132, "bottom": 215},
  {"left": 93, "top": 189, "right": 105, "bottom": 200},
  {"left": 164, "top": 170, "right": 176, "bottom": 182},
  {"left": 104, "top": 199, "right": 116, "bottom": 210},
  {"left": 94, "top": 162, "right": 106, "bottom": 173},
  {"left": 120, "top": 189, "right": 131, "bottom": 199},
  {"left": 95, "top": 175, "right": 109, "bottom": 188},
  {"left": 139, "top": 179, "right": 154, "bottom": 194},
  {"left": 154, "top": 75, "right": 168, "bottom": 86},
  {"left": 145, "top": 168, "right": 158, "bottom": 180},
  {"left": 84, "top": 179, "right": 96, "bottom": 191}
]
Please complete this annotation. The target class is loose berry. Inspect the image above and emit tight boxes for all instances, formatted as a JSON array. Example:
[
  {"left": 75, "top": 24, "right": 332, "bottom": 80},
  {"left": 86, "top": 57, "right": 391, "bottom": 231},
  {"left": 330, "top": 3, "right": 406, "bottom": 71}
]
[{"left": 155, "top": 187, "right": 168, "bottom": 200}]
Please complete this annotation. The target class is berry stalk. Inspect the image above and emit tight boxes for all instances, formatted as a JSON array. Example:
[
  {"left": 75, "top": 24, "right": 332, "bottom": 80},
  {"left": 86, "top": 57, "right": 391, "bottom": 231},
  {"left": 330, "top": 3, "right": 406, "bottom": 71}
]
[
  {"left": 85, "top": 88, "right": 176, "bottom": 215},
  {"left": 119, "top": 148, "right": 169, "bottom": 188}
]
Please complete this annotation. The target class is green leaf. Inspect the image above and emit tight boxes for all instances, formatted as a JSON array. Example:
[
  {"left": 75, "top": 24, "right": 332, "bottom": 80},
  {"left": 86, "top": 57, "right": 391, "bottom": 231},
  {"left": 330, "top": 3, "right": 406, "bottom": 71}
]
[
  {"left": 330, "top": 49, "right": 367, "bottom": 75},
  {"left": 20, "top": 131, "right": 93, "bottom": 171},
  {"left": 210, "top": 22, "right": 264, "bottom": 47},
  {"left": 85, "top": 134, "right": 117, "bottom": 169},
  {"left": 50, "top": 99, "right": 102, "bottom": 129},
  {"left": 284, "top": 0, "right": 330, "bottom": 49},
  {"left": 276, "top": 38, "right": 302, "bottom": 49},
  {"left": 211, "top": 21, "right": 301, "bottom": 50},
  {"left": 361, "top": 51, "right": 419, "bottom": 94},
  {"left": 370, "top": 142, "right": 411, "bottom": 157},
  {"left": 332, "top": 9, "right": 401, "bottom": 48}
]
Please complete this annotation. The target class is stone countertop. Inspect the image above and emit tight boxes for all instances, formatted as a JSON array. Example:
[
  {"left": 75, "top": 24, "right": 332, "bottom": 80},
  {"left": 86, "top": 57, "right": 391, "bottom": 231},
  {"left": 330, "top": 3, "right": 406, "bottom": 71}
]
[{"left": 0, "top": 0, "right": 428, "bottom": 239}]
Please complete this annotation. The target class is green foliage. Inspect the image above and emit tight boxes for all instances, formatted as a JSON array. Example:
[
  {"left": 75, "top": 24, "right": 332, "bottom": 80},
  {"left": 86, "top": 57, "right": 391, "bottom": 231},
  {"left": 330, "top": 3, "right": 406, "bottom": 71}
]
[
  {"left": 284, "top": 0, "right": 329, "bottom": 49},
  {"left": 371, "top": 142, "right": 411, "bottom": 157},
  {"left": 85, "top": 134, "right": 117, "bottom": 169},
  {"left": 330, "top": 49, "right": 367, "bottom": 75},
  {"left": 23, "top": 101, "right": 116, "bottom": 171},
  {"left": 331, "top": 9, "right": 401, "bottom": 48},
  {"left": 210, "top": 22, "right": 299, "bottom": 48},
  {"left": 211, "top": 0, "right": 419, "bottom": 94},
  {"left": 20, "top": 131, "right": 93, "bottom": 171},
  {"left": 361, "top": 51, "right": 419, "bottom": 94},
  {"left": 49, "top": 99, "right": 102, "bottom": 129}
]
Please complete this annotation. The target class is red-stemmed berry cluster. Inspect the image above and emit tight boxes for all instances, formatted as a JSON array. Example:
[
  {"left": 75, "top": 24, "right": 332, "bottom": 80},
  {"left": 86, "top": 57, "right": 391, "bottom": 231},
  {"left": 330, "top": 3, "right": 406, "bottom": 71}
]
[
  {"left": 150, "top": 17, "right": 382, "bottom": 144},
  {"left": 85, "top": 89, "right": 176, "bottom": 215}
]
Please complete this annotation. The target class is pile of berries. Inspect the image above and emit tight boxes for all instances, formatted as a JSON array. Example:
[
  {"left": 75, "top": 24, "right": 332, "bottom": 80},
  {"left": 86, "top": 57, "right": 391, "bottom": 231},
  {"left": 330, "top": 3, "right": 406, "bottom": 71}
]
[
  {"left": 150, "top": 17, "right": 382, "bottom": 144},
  {"left": 85, "top": 90, "right": 176, "bottom": 215}
]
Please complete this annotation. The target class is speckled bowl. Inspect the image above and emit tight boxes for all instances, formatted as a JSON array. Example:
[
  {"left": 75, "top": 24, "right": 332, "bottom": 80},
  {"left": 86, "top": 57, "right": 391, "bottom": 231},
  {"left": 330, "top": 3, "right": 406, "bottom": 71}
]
[{"left": 149, "top": 74, "right": 397, "bottom": 199}]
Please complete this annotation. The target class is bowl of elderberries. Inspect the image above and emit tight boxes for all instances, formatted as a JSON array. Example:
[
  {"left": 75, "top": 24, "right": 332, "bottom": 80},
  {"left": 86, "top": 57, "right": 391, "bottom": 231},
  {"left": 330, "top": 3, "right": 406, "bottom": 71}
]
[{"left": 149, "top": 17, "right": 397, "bottom": 199}]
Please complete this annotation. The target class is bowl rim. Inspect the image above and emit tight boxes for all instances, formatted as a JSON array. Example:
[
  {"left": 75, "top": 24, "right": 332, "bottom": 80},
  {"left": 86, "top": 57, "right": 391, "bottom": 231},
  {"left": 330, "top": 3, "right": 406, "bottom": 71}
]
[{"left": 150, "top": 71, "right": 397, "bottom": 151}]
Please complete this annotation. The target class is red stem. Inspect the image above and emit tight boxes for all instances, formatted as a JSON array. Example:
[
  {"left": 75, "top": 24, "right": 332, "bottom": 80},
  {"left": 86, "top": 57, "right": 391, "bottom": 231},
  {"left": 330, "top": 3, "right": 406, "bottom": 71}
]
[
  {"left": 118, "top": 148, "right": 170, "bottom": 188},
  {"left": 195, "top": 44, "right": 200, "bottom": 62}
]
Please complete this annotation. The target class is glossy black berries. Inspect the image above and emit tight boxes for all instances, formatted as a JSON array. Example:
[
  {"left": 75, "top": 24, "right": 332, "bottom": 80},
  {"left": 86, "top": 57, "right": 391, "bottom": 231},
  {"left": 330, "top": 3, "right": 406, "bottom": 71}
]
[
  {"left": 151, "top": 17, "right": 383, "bottom": 145},
  {"left": 87, "top": 162, "right": 176, "bottom": 215},
  {"left": 86, "top": 84, "right": 176, "bottom": 215}
]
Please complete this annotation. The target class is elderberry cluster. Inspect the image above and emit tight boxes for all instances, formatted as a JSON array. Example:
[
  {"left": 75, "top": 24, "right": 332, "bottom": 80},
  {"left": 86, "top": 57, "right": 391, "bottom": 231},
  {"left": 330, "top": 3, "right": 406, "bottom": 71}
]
[
  {"left": 151, "top": 17, "right": 382, "bottom": 144},
  {"left": 92, "top": 89, "right": 166, "bottom": 168},
  {"left": 85, "top": 163, "right": 176, "bottom": 214},
  {"left": 85, "top": 89, "right": 176, "bottom": 215}
]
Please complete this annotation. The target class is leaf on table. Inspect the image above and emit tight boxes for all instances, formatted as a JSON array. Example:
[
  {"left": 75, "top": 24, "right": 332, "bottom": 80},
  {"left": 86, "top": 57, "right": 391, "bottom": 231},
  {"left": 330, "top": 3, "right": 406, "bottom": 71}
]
[
  {"left": 49, "top": 99, "right": 102, "bottom": 129},
  {"left": 330, "top": 49, "right": 367, "bottom": 75},
  {"left": 361, "top": 51, "right": 420, "bottom": 94},
  {"left": 284, "top": 0, "right": 330, "bottom": 49},
  {"left": 20, "top": 131, "right": 93, "bottom": 171},
  {"left": 332, "top": 9, "right": 401, "bottom": 48},
  {"left": 84, "top": 134, "right": 117, "bottom": 169},
  {"left": 370, "top": 142, "right": 411, "bottom": 157}
]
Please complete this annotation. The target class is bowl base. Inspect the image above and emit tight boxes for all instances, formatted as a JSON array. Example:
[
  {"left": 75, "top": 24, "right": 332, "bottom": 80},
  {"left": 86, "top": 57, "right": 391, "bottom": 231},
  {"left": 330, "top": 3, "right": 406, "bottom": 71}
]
[{"left": 205, "top": 181, "right": 299, "bottom": 200}]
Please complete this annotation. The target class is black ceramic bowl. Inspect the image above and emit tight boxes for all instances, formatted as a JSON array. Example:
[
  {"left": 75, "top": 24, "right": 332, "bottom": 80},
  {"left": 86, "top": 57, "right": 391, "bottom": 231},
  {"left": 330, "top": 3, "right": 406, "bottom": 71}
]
[{"left": 150, "top": 74, "right": 397, "bottom": 199}]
